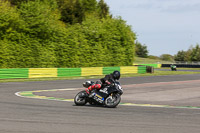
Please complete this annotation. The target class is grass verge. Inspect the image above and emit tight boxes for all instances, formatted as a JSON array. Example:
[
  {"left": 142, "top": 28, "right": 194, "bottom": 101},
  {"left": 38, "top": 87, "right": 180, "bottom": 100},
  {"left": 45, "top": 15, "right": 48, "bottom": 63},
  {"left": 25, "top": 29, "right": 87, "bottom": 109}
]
[{"left": 134, "top": 57, "right": 173, "bottom": 64}]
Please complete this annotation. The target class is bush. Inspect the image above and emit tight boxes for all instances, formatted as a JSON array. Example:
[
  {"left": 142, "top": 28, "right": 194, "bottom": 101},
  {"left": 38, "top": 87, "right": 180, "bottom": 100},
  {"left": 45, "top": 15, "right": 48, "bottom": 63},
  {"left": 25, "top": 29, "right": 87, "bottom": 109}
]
[{"left": 0, "top": 0, "right": 136, "bottom": 68}]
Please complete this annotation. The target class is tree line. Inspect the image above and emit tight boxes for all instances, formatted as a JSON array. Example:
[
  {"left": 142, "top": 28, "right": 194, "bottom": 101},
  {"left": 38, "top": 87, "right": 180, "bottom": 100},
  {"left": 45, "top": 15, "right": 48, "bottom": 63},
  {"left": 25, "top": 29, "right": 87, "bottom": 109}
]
[
  {"left": 0, "top": 0, "right": 136, "bottom": 68},
  {"left": 157, "top": 44, "right": 200, "bottom": 62},
  {"left": 174, "top": 44, "right": 200, "bottom": 62},
  {"left": 135, "top": 41, "right": 200, "bottom": 62}
]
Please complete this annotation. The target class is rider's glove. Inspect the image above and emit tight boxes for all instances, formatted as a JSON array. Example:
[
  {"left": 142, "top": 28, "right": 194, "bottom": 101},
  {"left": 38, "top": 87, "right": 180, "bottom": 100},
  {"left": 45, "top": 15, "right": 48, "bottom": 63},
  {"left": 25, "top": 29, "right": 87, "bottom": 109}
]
[
  {"left": 85, "top": 88, "right": 90, "bottom": 94},
  {"left": 105, "top": 80, "right": 111, "bottom": 85}
]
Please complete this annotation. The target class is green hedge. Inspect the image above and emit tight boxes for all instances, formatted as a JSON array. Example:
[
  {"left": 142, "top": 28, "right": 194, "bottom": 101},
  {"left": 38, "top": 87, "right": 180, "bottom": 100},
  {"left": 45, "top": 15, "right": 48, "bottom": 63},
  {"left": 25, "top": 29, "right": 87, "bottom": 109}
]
[{"left": 0, "top": 0, "right": 136, "bottom": 68}]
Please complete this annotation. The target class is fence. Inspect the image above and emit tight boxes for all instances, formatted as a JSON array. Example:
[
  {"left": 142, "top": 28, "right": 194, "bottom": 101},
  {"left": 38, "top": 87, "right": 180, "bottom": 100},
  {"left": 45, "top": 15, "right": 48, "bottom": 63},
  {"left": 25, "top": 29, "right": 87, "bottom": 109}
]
[{"left": 162, "top": 64, "right": 200, "bottom": 68}]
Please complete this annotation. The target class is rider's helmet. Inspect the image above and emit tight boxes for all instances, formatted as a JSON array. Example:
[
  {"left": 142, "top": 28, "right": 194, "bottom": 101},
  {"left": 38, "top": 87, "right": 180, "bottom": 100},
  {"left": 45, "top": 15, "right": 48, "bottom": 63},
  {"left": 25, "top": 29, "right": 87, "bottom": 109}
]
[
  {"left": 112, "top": 70, "right": 120, "bottom": 80},
  {"left": 83, "top": 81, "right": 94, "bottom": 88}
]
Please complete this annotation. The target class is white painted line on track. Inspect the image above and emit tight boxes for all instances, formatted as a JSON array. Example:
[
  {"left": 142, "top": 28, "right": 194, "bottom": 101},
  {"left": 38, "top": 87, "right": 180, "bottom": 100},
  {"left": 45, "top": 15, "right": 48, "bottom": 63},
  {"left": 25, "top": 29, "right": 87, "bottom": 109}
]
[{"left": 15, "top": 86, "right": 200, "bottom": 110}]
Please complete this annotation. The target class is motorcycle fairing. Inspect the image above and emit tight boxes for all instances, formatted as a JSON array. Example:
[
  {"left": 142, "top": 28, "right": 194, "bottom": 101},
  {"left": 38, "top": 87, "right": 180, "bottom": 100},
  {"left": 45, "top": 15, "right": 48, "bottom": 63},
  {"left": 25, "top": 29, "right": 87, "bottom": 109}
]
[
  {"left": 90, "top": 85, "right": 120, "bottom": 104},
  {"left": 90, "top": 92, "right": 105, "bottom": 103}
]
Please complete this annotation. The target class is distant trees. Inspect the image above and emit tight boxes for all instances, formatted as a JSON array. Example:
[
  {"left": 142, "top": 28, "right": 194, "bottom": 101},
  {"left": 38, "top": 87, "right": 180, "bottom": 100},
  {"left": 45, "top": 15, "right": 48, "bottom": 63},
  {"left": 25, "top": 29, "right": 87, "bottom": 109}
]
[
  {"left": 160, "top": 54, "right": 174, "bottom": 62},
  {"left": 135, "top": 41, "right": 148, "bottom": 58},
  {"left": 174, "top": 44, "right": 200, "bottom": 62},
  {"left": 135, "top": 41, "right": 200, "bottom": 62},
  {"left": 174, "top": 50, "right": 187, "bottom": 61},
  {"left": 190, "top": 45, "right": 200, "bottom": 61}
]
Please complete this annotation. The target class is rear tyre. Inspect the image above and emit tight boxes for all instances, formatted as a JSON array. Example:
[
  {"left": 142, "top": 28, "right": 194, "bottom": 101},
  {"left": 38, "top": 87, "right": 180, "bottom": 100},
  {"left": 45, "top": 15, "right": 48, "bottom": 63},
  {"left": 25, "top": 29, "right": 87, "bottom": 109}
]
[
  {"left": 74, "top": 91, "right": 87, "bottom": 106},
  {"left": 105, "top": 94, "right": 121, "bottom": 108}
]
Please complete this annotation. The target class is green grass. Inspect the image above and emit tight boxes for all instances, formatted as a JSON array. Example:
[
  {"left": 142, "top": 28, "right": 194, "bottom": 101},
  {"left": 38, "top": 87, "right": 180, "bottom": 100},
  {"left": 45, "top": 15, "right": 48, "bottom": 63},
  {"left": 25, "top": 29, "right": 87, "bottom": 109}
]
[
  {"left": 121, "top": 70, "right": 200, "bottom": 77},
  {"left": 134, "top": 57, "right": 173, "bottom": 64}
]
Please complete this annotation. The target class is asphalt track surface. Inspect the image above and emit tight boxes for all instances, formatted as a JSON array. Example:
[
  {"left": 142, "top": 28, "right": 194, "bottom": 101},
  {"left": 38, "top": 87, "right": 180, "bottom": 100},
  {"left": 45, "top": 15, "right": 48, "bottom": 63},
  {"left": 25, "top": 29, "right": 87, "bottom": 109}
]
[{"left": 1, "top": 74, "right": 200, "bottom": 133}]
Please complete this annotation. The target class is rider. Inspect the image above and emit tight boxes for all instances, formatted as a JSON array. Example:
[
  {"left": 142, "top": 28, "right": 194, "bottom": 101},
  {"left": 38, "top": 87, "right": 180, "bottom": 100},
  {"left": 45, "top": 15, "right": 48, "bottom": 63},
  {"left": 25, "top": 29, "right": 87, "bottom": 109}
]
[{"left": 85, "top": 70, "right": 121, "bottom": 94}]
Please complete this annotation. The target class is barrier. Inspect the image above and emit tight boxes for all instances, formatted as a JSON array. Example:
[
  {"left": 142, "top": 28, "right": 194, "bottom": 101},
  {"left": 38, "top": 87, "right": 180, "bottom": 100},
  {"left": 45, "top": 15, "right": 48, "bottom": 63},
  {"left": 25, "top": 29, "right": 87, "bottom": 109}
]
[
  {"left": 162, "top": 64, "right": 200, "bottom": 68},
  {"left": 0, "top": 66, "right": 147, "bottom": 79},
  {"left": 103, "top": 67, "right": 120, "bottom": 75},
  {"left": 0, "top": 68, "right": 28, "bottom": 79},
  {"left": 138, "top": 66, "right": 147, "bottom": 74},
  {"left": 120, "top": 66, "right": 138, "bottom": 74},
  {"left": 146, "top": 66, "right": 154, "bottom": 73},
  {"left": 29, "top": 68, "right": 57, "bottom": 78},
  {"left": 81, "top": 67, "right": 103, "bottom": 76},
  {"left": 57, "top": 68, "right": 81, "bottom": 77}
]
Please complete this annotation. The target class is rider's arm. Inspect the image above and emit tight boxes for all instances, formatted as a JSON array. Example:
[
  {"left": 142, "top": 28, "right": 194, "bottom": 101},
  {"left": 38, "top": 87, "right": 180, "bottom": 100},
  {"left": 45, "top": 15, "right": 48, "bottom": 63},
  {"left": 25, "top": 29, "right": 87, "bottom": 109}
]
[{"left": 100, "top": 74, "right": 114, "bottom": 85}]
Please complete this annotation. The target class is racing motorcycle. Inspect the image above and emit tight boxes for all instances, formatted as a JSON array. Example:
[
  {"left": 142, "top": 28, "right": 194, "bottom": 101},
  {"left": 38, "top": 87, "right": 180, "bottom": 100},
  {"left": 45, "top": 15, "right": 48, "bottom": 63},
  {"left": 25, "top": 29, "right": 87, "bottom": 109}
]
[
  {"left": 74, "top": 80, "right": 123, "bottom": 108},
  {"left": 171, "top": 65, "right": 177, "bottom": 71}
]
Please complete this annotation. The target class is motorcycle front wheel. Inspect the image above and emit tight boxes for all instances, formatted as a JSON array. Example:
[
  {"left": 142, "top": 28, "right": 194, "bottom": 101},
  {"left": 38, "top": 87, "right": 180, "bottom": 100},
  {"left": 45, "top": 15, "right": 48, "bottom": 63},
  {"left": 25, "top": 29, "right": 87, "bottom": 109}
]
[
  {"left": 104, "top": 93, "right": 121, "bottom": 108},
  {"left": 74, "top": 90, "right": 88, "bottom": 106}
]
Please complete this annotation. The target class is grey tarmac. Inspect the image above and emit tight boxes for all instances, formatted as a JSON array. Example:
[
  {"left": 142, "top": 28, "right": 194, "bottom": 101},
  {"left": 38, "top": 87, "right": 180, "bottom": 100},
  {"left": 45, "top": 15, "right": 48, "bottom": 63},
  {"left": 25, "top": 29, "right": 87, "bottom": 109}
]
[{"left": 0, "top": 74, "right": 200, "bottom": 133}]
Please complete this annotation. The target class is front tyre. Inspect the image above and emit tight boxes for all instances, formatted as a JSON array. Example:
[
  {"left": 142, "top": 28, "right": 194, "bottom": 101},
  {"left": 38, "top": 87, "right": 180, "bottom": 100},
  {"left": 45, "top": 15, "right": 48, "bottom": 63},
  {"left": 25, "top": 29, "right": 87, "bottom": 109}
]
[
  {"left": 74, "top": 91, "right": 87, "bottom": 106},
  {"left": 105, "top": 94, "right": 121, "bottom": 108}
]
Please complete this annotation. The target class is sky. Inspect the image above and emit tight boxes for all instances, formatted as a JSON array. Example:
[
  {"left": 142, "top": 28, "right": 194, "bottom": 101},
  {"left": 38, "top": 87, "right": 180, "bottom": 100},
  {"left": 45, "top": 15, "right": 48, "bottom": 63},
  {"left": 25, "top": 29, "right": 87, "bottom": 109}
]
[{"left": 104, "top": 0, "right": 200, "bottom": 56}]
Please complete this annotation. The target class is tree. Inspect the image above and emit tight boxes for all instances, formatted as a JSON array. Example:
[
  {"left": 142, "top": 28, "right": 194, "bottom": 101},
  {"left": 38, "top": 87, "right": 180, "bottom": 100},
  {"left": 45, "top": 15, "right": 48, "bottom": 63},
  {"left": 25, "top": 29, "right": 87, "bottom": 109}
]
[
  {"left": 10, "top": 0, "right": 28, "bottom": 6},
  {"left": 82, "top": 0, "right": 97, "bottom": 13},
  {"left": 0, "top": 0, "right": 137, "bottom": 68},
  {"left": 58, "top": 0, "right": 76, "bottom": 24},
  {"left": 160, "top": 54, "right": 174, "bottom": 62},
  {"left": 174, "top": 44, "right": 200, "bottom": 62},
  {"left": 148, "top": 55, "right": 160, "bottom": 60},
  {"left": 57, "top": 0, "right": 98, "bottom": 24},
  {"left": 135, "top": 41, "right": 148, "bottom": 58},
  {"left": 74, "top": 0, "right": 85, "bottom": 23},
  {"left": 174, "top": 50, "right": 187, "bottom": 61},
  {"left": 189, "top": 44, "right": 200, "bottom": 61},
  {"left": 97, "top": 0, "right": 109, "bottom": 18}
]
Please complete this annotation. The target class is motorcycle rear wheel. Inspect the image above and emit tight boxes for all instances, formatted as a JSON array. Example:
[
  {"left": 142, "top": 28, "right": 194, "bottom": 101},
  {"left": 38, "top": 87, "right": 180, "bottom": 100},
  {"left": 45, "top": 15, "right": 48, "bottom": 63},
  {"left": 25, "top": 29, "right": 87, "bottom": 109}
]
[
  {"left": 74, "top": 91, "right": 87, "bottom": 106},
  {"left": 105, "top": 94, "right": 121, "bottom": 108}
]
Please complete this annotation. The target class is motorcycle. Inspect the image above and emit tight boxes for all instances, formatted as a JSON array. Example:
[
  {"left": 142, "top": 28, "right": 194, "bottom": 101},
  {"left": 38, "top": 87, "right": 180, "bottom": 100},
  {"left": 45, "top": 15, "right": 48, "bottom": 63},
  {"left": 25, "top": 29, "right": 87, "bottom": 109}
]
[
  {"left": 171, "top": 65, "right": 177, "bottom": 71},
  {"left": 74, "top": 80, "right": 123, "bottom": 108}
]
